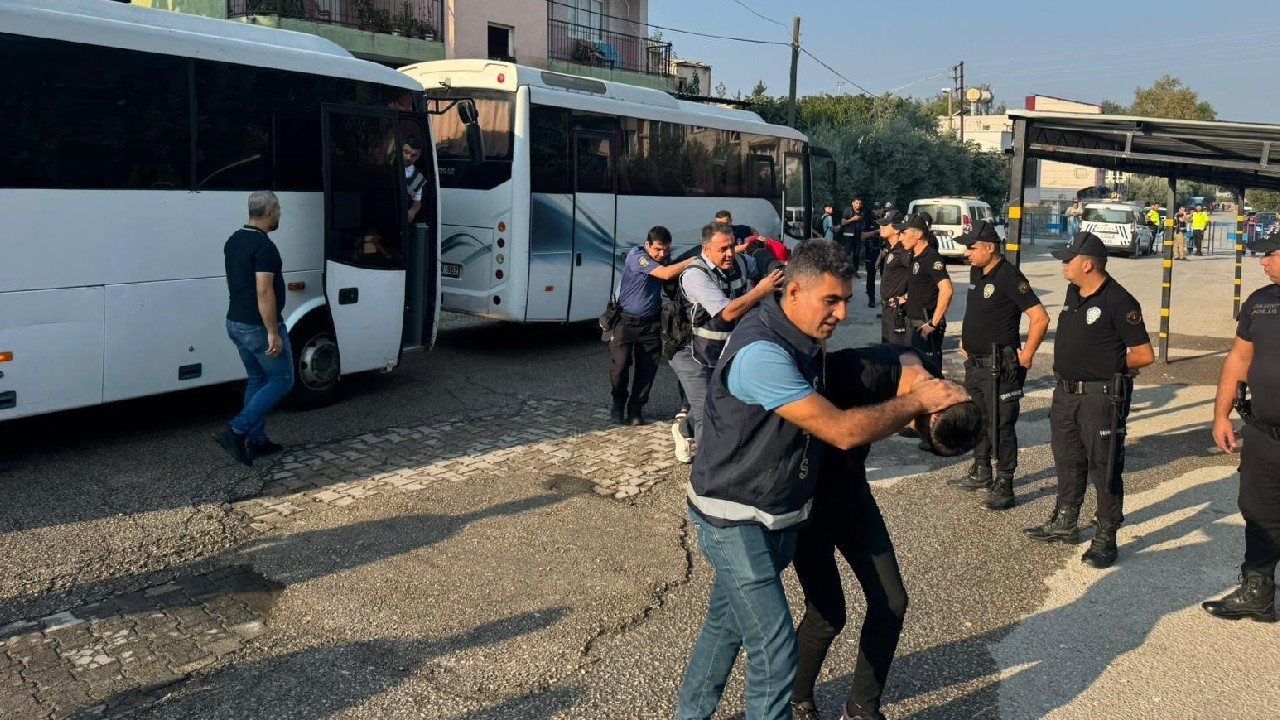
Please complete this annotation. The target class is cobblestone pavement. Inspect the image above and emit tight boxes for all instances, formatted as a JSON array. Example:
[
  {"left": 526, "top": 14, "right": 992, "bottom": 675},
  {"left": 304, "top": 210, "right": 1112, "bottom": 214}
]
[{"left": 1, "top": 398, "right": 683, "bottom": 719}]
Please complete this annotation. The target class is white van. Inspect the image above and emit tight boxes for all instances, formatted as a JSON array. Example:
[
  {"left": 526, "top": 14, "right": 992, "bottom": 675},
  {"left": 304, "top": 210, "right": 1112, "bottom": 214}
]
[
  {"left": 907, "top": 197, "right": 1005, "bottom": 259},
  {"left": 1080, "top": 202, "right": 1155, "bottom": 257}
]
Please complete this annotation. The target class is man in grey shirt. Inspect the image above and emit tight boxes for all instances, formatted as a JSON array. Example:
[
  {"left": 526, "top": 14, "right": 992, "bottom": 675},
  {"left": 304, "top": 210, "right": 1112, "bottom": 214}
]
[{"left": 670, "top": 222, "right": 783, "bottom": 463}]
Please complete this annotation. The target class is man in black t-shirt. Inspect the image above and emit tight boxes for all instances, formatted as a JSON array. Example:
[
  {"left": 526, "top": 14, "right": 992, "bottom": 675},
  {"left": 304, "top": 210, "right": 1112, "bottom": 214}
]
[
  {"left": 902, "top": 214, "right": 953, "bottom": 378},
  {"left": 1205, "top": 233, "right": 1280, "bottom": 621},
  {"left": 1025, "top": 232, "right": 1153, "bottom": 569},
  {"left": 952, "top": 222, "right": 1049, "bottom": 510},
  {"left": 215, "top": 190, "right": 295, "bottom": 467}
]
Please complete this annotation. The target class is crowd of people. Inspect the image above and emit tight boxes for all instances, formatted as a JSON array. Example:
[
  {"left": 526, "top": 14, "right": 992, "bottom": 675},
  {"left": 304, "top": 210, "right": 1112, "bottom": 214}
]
[{"left": 602, "top": 200, "right": 1278, "bottom": 720}]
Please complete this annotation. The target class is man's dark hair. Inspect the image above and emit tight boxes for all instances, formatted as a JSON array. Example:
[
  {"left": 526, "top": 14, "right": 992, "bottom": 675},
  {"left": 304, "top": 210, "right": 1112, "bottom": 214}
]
[
  {"left": 785, "top": 238, "right": 853, "bottom": 283},
  {"left": 646, "top": 225, "right": 672, "bottom": 245},
  {"left": 923, "top": 401, "right": 983, "bottom": 457},
  {"left": 1082, "top": 254, "right": 1108, "bottom": 271},
  {"left": 714, "top": 210, "right": 733, "bottom": 221},
  {"left": 702, "top": 221, "right": 734, "bottom": 244},
  {"left": 405, "top": 136, "right": 424, "bottom": 150}
]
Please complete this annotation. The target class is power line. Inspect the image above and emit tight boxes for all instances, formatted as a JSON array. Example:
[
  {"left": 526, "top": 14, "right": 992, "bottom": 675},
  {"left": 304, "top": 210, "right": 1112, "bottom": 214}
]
[
  {"left": 800, "top": 47, "right": 874, "bottom": 96},
  {"left": 727, "top": 0, "right": 790, "bottom": 31}
]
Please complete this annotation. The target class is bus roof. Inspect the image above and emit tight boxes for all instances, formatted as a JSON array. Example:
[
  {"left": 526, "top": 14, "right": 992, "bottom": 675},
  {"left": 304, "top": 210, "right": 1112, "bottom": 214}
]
[
  {"left": 401, "top": 59, "right": 808, "bottom": 142},
  {"left": 1, "top": 0, "right": 421, "bottom": 91}
]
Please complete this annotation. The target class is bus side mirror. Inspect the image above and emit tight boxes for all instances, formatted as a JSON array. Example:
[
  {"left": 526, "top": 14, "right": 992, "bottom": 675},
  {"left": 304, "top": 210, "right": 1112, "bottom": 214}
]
[{"left": 457, "top": 100, "right": 484, "bottom": 165}]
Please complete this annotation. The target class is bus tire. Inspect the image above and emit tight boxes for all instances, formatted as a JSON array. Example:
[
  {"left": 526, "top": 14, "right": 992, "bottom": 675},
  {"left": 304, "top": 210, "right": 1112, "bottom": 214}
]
[{"left": 283, "top": 314, "right": 341, "bottom": 410}]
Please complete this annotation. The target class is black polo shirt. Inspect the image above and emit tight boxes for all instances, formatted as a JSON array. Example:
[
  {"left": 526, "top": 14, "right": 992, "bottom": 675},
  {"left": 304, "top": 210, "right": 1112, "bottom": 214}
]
[
  {"left": 820, "top": 344, "right": 904, "bottom": 484},
  {"left": 1237, "top": 283, "right": 1280, "bottom": 424},
  {"left": 905, "top": 244, "right": 950, "bottom": 321},
  {"left": 1053, "top": 276, "right": 1149, "bottom": 382},
  {"left": 224, "top": 226, "right": 285, "bottom": 326},
  {"left": 879, "top": 243, "right": 911, "bottom": 301},
  {"left": 962, "top": 258, "right": 1041, "bottom": 351}
]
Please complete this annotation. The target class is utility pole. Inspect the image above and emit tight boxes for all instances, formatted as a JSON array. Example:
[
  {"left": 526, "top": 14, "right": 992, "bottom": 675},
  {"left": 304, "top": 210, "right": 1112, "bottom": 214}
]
[
  {"left": 958, "top": 60, "right": 965, "bottom": 143},
  {"left": 787, "top": 16, "right": 800, "bottom": 127}
]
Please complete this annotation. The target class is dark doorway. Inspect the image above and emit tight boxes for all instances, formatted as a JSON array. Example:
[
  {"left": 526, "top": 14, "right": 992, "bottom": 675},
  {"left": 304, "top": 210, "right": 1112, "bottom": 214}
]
[{"left": 487, "top": 25, "right": 513, "bottom": 61}]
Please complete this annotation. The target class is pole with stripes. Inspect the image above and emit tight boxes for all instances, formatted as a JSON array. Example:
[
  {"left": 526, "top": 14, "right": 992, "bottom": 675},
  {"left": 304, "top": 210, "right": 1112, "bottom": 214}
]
[
  {"left": 1160, "top": 176, "right": 1176, "bottom": 363},
  {"left": 1234, "top": 187, "right": 1246, "bottom": 319}
]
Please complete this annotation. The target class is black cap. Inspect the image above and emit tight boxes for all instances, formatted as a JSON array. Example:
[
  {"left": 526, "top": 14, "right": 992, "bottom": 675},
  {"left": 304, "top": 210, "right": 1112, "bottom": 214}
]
[
  {"left": 955, "top": 221, "right": 1001, "bottom": 247},
  {"left": 904, "top": 214, "right": 931, "bottom": 233},
  {"left": 877, "top": 210, "right": 905, "bottom": 229},
  {"left": 1254, "top": 232, "right": 1280, "bottom": 256},
  {"left": 1051, "top": 231, "right": 1108, "bottom": 261}
]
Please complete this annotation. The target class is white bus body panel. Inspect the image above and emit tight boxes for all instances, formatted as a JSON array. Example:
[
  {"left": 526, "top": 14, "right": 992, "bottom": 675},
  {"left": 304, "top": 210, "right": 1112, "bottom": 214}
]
[
  {"left": 0, "top": 287, "right": 105, "bottom": 420},
  {"left": 324, "top": 262, "right": 406, "bottom": 374},
  {"left": 568, "top": 192, "right": 617, "bottom": 323}
]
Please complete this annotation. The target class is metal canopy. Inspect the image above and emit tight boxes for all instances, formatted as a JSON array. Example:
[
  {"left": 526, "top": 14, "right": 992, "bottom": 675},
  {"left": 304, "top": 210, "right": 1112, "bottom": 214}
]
[
  {"left": 1002, "top": 110, "right": 1275, "bottom": 365},
  {"left": 1009, "top": 110, "right": 1280, "bottom": 191}
]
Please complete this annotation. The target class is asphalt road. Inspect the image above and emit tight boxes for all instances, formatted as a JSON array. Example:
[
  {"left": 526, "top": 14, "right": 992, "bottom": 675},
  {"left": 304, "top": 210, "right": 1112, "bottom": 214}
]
[{"left": 2, "top": 220, "right": 1277, "bottom": 719}]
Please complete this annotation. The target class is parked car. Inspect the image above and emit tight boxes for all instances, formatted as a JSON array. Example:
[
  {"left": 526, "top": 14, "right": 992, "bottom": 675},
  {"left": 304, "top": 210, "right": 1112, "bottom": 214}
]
[
  {"left": 1080, "top": 202, "right": 1155, "bottom": 257},
  {"left": 906, "top": 197, "right": 1004, "bottom": 259}
]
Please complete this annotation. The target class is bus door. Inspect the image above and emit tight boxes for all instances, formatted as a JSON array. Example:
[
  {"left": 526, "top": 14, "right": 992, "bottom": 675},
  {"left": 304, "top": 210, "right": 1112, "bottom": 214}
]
[
  {"left": 567, "top": 131, "right": 617, "bottom": 323},
  {"left": 321, "top": 106, "right": 408, "bottom": 376},
  {"left": 397, "top": 112, "right": 439, "bottom": 351}
]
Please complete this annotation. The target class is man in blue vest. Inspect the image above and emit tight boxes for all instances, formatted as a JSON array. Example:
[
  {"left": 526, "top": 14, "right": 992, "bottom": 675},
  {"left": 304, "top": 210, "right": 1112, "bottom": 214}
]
[
  {"left": 669, "top": 222, "right": 783, "bottom": 463},
  {"left": 676, "top": 239, "right": 969, "bottom": 720}
]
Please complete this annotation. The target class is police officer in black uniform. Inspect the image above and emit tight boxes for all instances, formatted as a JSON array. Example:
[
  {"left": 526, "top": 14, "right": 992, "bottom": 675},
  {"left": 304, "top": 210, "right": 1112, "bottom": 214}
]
[
  {"left": 608, "top": 226, "right": 694, "bottom": 424},
  {"left": 901, "top": 214, "right": 953, "bottom": 377},
  {"left": 876, "top": 211, "right": 911, "bottom": 345},
  {"left": 1204, "top": 232, "right": 1280, "bottom": 622},
  {"left": 1025, "top": 232, "right": 1154, "bottom": 568},
  {"left": 951, "top": 221, "right": 1050, "bottom": 510}
]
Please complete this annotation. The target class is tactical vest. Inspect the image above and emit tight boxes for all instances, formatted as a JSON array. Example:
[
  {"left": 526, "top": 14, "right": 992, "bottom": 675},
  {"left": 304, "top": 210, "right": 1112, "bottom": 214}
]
[
  {"left": 684, "top": 254, "right": 750, "bottom": 367},
  {"left": 687, "top": 295, "right": 825, "bottom": 530}
]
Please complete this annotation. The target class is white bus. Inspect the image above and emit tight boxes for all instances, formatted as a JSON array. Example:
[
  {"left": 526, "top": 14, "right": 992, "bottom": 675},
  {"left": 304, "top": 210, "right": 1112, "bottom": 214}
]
[
  {"left": 0, "top": 0, "right": 476, "bottom": 421},
  {"left": 400, "top": 60, "right": 834, "bottom": 323}
]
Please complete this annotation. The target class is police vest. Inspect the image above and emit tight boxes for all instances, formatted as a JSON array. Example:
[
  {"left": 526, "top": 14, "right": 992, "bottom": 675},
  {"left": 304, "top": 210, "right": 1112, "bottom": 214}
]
[
  {"left": 687, "top": 295, "right": 825, "bottom": 530},
  {"left": 685, "top": 254, "right": 750, "bottom": 367}
]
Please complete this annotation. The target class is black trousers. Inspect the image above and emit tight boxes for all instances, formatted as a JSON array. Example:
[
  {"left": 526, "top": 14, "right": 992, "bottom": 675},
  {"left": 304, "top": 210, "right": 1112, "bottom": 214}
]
[
  {"left": 1049, "top": 383, "right": 1132, "bottom": 524},
  {"left": 1239, "top": 424, "right": 1280, "bottom": 576},
  {"left": 1192, "top": 228, "right": 1205, "bottom": 254},
  {"left": 608, "top": 313, "right": 661, "bottom": 408},
  {"left": 792, "top": 481, "right": 908, "bottom": 715},
  {"left": 909, "top": 320, "right": 945, "bottom": 378},
  {"left": 962, "top": 352, "right": 1026, "bottom": 473},
  {"left": 862, "top": 241, "right": 879, "bottom": 301}
]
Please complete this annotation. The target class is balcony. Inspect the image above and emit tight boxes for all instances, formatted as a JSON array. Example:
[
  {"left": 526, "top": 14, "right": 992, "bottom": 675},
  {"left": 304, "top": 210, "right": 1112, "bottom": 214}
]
[
  {"left": 228, "top": 0, "right": 444, "bottom": 42},
  {"left": 548, "top": 17, "right": 672, "bottom": 81}
]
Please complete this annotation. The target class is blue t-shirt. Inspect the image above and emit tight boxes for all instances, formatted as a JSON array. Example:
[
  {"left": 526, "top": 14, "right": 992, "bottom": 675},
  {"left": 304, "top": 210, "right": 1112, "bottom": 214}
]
[
  {"left": 726, "top": 341, "right": 815, "bottom": 410},
  {"left": 618, "top": 246, "right": 664, "bottom": 318}
]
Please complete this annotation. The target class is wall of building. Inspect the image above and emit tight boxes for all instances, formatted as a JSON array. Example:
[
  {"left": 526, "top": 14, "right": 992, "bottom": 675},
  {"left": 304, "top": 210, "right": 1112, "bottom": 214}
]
[{"left": 449, "top": 0, "right": 548, "bottom": 66}]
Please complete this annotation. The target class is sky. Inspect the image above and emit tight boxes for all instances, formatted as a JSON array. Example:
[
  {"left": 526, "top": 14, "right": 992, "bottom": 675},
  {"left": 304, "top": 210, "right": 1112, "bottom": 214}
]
[{"left": 648, "top": 0, "right": 1277, "bottom": 123}]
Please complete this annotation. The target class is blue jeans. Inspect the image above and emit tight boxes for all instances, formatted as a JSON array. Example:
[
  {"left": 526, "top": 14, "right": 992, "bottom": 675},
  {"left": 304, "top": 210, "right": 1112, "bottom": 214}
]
[
  {"left": 226, "top": 319, "right": 294, "bottom": 442},
  {"left": 668, "top": 347, "right": 712, "bottom": 443},
  {"left": 677, "top": 509, "right": 799, "bottom": 720}
]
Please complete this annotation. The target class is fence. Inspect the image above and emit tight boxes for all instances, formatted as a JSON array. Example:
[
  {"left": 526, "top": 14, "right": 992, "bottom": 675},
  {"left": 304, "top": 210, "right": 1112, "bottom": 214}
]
[
  {"left": 547, "top": 17, "right": 672, "bottom": 77},
  {"left": 228, "top": 0, "right": 444, "bottom": 41}
]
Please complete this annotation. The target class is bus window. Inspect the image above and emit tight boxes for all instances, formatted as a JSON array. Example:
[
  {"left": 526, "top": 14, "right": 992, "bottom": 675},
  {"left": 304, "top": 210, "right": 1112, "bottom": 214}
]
[
  {"left": 425, "top": 89, "right": 513, "bottom": 190},
  {"left": 325, "top": 112, "right": 406, "bottom": 269}
]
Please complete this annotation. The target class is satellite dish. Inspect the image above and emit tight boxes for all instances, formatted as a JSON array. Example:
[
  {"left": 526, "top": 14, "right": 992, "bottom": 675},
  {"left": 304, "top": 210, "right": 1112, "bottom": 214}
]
[{"left": 965, "top": 87, "right": 981, "bottom": 103}]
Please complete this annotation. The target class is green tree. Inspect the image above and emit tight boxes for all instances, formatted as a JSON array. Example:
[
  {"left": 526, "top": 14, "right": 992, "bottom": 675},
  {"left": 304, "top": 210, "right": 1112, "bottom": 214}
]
[
  {"left": 1246, "top": 189, "right": 1280, "bottom": 211},
  {"left": 1100, "top": 99, "right": 1128, "bottom": 115},
  {"left": 1127, "top": 75, "right": 1216, "bottom": 121}
]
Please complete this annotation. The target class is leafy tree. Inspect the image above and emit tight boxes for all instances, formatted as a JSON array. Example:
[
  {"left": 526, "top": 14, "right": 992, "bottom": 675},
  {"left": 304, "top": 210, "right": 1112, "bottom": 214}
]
[
  {"left": 714, "top": 81, "right": 727, "bottom": 98},
  {"left": 1100, "top": 99, "right": 1128, "bottom": 115},
  {"left": 1246, "top": 189, "right": 1280, "bottom": 211},
  {"left": 1127, "top": 75, "right": 1216, "bottom": 121}
]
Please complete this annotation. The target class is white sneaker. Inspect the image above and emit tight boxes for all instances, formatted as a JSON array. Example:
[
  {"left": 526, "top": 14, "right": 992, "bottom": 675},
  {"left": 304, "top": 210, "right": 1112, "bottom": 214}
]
[{"left": 672, "top": 422, "right": 693, "bottom": 464}]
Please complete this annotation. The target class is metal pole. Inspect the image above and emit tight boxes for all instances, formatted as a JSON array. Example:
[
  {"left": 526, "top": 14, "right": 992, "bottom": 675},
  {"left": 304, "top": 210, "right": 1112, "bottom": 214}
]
[
  {"left": 1006, "top": 118, "right": 1027, "bottom": 267},
  {"left": 786, "top": 16, "right": 800, "bottom": 128},
  {"left": 1160, "top": 176, "right": 1176, "bottom": 363},
  {"left": 958, "top": 61, "right": 965, "bottom": 144},
  {"left": 1235, "top": 187, "right": 1246, "bottom": 319}
]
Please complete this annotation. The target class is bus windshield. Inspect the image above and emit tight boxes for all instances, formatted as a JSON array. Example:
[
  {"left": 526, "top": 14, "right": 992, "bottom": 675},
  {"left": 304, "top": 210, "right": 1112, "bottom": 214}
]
[{"left": 425, "top": 89, "right": 513, "bottom": 190}]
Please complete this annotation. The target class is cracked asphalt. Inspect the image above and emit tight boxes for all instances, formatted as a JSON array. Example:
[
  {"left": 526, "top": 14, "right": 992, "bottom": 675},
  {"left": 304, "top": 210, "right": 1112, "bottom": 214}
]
[{"left": 3, "top": 224, "right": 1278, "bottom": 719}]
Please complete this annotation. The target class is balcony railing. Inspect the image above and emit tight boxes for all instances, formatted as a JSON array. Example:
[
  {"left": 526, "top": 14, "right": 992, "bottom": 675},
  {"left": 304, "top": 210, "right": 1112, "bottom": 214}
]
[
  {"left": 548, "top": 17, "right": 672, "bottom": 78},
  {"left": 228, "top": 0, "right": 444, "bottom": 42}
]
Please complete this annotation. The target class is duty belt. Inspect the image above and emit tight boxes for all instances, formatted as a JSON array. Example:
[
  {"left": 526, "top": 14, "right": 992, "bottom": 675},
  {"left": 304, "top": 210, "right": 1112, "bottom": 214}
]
[
  {"left": 1235, "top": 381, "right": 1280, "bottom": 440},
  {"left": 1056, "top": 377, "right": 1120, "bottom": 395},
  {"left": 967, "top": 346, "right": 1015, "bottom": 370}
]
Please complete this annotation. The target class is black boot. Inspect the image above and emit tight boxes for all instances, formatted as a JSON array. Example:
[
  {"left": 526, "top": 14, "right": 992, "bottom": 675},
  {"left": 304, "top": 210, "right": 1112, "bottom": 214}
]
[
  {"left": 625, "top": 405, "right": 646, "bottom": 426},
  {"left": 1024, "top": 504, "right": 1080, "bottom": 543},
  {"left": 984, "top": 471, "right": 1015, "bottom": 510},
  {"left": 950, "top": 459, "right": 993, "bottom": 491},
  {"left": 609, "top": 400, "right": 625, "bottom": 424},
  {"left": 1202, "top": 571, "right": 1277, "bottom": 622},
  {"left": 1081, "top": 519, "right": 1120, "bottom": 568}
]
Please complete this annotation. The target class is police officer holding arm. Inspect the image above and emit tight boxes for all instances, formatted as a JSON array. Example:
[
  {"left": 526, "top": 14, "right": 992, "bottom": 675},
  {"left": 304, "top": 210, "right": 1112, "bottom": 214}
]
[
  {"left": 608, "top": 226, "right": 695, "bottom": 425},
  {"left": 876, "top": 211, "right": 911, "bottom": 345},
  {"left": 1203, "top": 233, "right": 1280, "bottom": 622},
  {"left": 901, "top": 214, "right": 953, "bottom": 377},
  {"left": 1025, "top": 232, "right": 1154, "bottom": 568},
  {"left": 952, "top": 221, "right": 1050, "bottom": 510}
]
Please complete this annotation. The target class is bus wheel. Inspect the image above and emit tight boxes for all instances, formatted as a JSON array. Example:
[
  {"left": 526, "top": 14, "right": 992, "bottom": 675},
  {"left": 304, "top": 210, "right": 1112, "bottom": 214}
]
[{"left": 284, "top": 317, "right": 341, "bottom": 409}]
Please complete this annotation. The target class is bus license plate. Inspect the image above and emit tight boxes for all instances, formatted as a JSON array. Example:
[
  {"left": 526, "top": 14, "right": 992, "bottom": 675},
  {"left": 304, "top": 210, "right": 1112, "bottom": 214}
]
[{"left": 442, "top": 263, "right": 462, "bottom": 278}]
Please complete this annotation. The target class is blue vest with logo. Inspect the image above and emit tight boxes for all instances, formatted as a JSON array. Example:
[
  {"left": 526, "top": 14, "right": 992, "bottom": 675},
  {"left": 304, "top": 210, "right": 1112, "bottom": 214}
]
[
  {"left": 685, "top": 254, "right": 750, "bottom": 367},
  {"left": 687, "top": 295, "right": 826, "bottom": 530}
]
